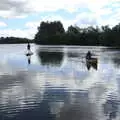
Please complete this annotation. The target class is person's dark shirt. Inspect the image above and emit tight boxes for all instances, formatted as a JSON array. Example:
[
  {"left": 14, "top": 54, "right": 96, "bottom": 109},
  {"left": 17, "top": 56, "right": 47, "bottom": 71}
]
[
  {"left": 86, "top": 51, "right": 92, "bottom": 59},
  {"left": 27, "top": 43, "right": 30, "bottom": 50}
]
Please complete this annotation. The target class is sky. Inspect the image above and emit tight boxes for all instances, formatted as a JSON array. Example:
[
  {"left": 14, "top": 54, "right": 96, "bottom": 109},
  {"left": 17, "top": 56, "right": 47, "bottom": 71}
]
[{"left": 0, "top": 0, "right": 120, "bottom": 39}]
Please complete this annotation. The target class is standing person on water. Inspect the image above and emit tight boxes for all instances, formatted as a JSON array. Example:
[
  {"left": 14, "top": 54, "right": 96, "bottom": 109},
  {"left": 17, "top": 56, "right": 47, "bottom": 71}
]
[
  {"left": 26, "top": 41, "right": 33, "bottom": 56},
  {"left": 27, "top": 42, "right": 31, "bottom": 51},
  {"left": 86, "top": 51, "right": 92, "bottom": 59}
]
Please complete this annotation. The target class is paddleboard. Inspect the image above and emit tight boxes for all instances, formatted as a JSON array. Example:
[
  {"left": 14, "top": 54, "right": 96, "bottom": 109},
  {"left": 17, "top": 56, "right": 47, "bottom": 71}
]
[{"left": 25, "top": 51, "right": 33, "bottom": 56}]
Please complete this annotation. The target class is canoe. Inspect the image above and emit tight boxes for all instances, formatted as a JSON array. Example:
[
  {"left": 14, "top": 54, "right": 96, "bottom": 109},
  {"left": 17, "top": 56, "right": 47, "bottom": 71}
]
[
  {"left": 86, "top": 58, "right": 97, "bottom": 64},
  {"left": 86, "top": 58, "right": 98, "bottom": 70}
]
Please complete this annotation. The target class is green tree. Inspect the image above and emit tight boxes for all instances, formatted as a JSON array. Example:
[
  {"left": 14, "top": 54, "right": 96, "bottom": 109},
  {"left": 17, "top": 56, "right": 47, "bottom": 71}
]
[{"left": 34, "top": 21, "right": 65, "bottom": 44}]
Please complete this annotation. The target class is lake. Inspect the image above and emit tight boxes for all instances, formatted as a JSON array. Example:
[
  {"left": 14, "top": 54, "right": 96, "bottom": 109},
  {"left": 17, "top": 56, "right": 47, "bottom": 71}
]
[{"left": 0, "top": 44, "right": 120, "bottom": 120}]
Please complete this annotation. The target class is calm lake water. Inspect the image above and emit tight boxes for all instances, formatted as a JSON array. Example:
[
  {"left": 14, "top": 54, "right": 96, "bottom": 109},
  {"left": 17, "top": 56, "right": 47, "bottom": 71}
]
[{"left": 0, "top": 44, "right": 120, "bottom": 120}]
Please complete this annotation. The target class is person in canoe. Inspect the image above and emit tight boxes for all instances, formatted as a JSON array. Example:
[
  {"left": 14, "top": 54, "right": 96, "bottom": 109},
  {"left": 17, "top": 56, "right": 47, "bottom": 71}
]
[
  {"left": 86, "top": 51, "right": 98, "bottom": 70},
  {"left": 86, "top": 51, "right": 92, "bottom": 59}
]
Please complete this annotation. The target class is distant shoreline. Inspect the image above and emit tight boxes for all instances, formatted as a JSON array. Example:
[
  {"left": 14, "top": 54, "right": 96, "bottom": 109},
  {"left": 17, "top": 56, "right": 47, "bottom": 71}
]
[
  {"left": 0, "top": 37, "right": 33, "bottom": 44},
  {"left": 0, "top": 42, "right": 34, "bottom": 44},
  {"left": 0, "top": 42, "right": 120, "bottom": 49}
]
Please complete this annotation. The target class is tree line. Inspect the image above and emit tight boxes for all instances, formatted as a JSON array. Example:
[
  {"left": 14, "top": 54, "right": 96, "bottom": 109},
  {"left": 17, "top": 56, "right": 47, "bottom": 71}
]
[
  {"left": 34, "top": 21, "right": 120, "bottom": 46},
  {"left": 0, "top": 37, "right": 33, "bottom": 44}
]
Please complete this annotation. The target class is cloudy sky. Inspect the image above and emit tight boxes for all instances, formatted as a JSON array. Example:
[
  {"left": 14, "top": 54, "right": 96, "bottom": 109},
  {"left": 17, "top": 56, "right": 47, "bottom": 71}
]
[{"left": 0, "top": 0, "right": 120, "bottom": 39}]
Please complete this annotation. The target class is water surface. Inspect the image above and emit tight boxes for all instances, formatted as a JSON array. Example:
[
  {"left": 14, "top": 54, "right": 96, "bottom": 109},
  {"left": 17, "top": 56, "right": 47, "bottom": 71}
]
[{"left": 0, "top": 44, "right": 120, "bottom": 120}]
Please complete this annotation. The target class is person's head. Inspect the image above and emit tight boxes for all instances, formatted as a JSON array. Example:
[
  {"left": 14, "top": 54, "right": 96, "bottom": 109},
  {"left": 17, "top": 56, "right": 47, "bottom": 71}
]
[{"left": 88, "top": 51, "right": 91, "bottom": 53}]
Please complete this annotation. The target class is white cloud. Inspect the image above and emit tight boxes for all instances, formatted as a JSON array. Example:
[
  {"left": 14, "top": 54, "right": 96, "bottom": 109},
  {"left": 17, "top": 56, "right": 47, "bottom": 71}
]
[
  {"left": 74, "top": 13, "right": 98, "bottom": 28},
  {"left": 26, "top": 22, "right": 40, "bottom": 29},
  {"left": 24, "top": 12, "right": 105, "bottom": 31},
  {"left": 25, "top": 15, "right": 74, "bottom": 30},
  {"left": 0, "top": 15, "right": 74, "bottom": 39},
  {"left": 1, "top": 6, "right": 120, "bottom": 39},
  {"left": 0, "top": 21, "right": 7, "bottom": 27},
  {"left": 0, "top": 28, "right": 37, "bottom": 39},
  {"left": 26, "top": 0, "right": 87, "bottom": 13},
  {"left": 0, "top": 11, "right": 12, "bottom": 18},
  {"left": 0, "top": 0, "right": 28, "bottom": 18},
  {"left": 0, "top": 0, "right": 119, "bottom": 18},
  {"left": 0, "top": 0, "right": 119, "bottom": 38},
  {"left": 24, "top": 7, "right": 120, "bottom": 37},
  {"left": 26, "top": 0, "right": 118, "bottom": 14},
  {"left": 0, "top": 10, "right": 28, "bottom": 19}
]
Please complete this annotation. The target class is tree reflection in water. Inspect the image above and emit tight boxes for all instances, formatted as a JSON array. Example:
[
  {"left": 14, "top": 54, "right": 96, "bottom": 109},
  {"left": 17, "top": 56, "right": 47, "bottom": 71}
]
[
  {"left": 103, "top": 99, "right": 118, "bottom": 120},
  {"left": 37, "top": 50, "right": 64, "bottom": 67}
]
